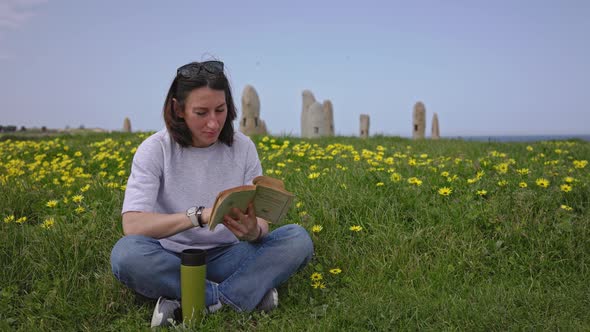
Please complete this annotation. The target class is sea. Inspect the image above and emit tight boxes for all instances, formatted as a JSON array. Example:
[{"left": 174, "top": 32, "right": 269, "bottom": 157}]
[{"left": 444, "top": 135, "right": 590, "bottom": 142}]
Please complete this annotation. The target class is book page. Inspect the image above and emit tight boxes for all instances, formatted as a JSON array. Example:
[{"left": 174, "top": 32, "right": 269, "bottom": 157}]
[
  {"left": 253, "top": 185, "right": 295, "bottom": 223},
  {"left": 209, "top": 190, "right": 256, "bottom": 231}
]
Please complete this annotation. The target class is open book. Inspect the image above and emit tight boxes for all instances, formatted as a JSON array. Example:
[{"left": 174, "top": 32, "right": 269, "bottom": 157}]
[{"left": 208, "top": 176, "right": 296, "bottom": 231}]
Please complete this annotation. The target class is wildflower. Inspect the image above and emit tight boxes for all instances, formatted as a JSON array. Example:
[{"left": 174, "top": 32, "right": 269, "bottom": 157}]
[
  {"left": 376, "top": 182, "right": 384, "bottom": 187},
  {"left": 16, "top": 216, "right": 27, "bottom": 224},
  {"left": 564, "top": 177, "right": 574, "bottom": 183},
  {"left": 390, "top": 173, "right": 402, "bottom": 182},
  {"left": 526, "top": 146, "right": 534, "bottom": 151},
  {"left": 74, "top": 151, "right": 82, "bottom": 157},
  {"left": 310, "top": 272, "right": 323, "bottom": 281},
  {"left": 46, "top": 200, "right": 58, "bottom": 208},
  {"left": 438, "top": 187, "right": 452, "bottom": 196},
  {"left": 308, "top": 172, "right": 320, "bottom": 180},
  {"left": 519, "top": 182, "right": 528, "bottom": 188},
  {"left": 573, "top": 160, "right": 587, "bottom": 168},
  {"left": 329, "top": 268, "right": 342, "bottom": 275},
  {"left": 4, "top": 215, "right": 15, "bottom": 223},
  {"left": 349, "top": 225, "right": 363, "bottom": 232},
  {"left": 80, "top": 184, "right": 90, "bottom": 192},
  {"left": 476, "top": 190, "right": 488, "bottom": 196},
  {"left": 41, "top": 218, "right": 55, "bottom": 229},
  {"left": 516, "top": 168, "right": 530, "bottom": 175},
  {"left": 497, "top": 180, "right": 508, "bottom": 187},
  {"left": 312, "top": 225, "right": 323, "bottom": 233},
  {"left": 72, "top": 195, "right": 83, "bottom": 203},
  {"left": 296, "top": 202, "right": 304, "bottom": 208},
  {"left": 75, "top": 206, "right": 85, "bottom": 214},
  {"left": 441, "top": 171, "right": 449, "bottom": 177},
  {"left": 299, "top": 211, "right": 308, "bottom": 217},
  {"left": 535, "top": 178, "right": 550, "bottom": 188},
  {"left": 311, "top": 281, "right": 326, "bottom": 289},
  {"left": 560, "top": 204, "right": 573, "bottom": 211},
  {"left": 467, "top": 178, "right": 478, "bottom": 184},
  {"left": 560, "top": 184, "right": 572, "bottom": 192},
  {"left": 407, "top": 177, "right": 422, "bottom": 186}
]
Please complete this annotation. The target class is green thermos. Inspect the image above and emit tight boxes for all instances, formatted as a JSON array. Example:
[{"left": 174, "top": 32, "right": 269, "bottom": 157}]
[{"left": 180, "top": 249, "right": 207, "bottom": 323}]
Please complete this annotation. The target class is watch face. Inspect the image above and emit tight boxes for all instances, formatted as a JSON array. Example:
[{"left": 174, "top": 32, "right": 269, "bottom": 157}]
[{"left": 187, "top": 207, "right": 196, "bottom": 215}]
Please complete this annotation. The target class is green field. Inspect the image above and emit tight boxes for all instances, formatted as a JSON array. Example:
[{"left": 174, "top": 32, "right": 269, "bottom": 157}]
[{"left": 1, "top": 133, "right": 589, "bottom": 331}]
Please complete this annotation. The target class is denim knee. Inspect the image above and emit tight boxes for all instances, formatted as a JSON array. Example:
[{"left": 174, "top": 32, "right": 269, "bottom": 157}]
[
  {"left": 276, "top": 224, "right": 314, "bottom": 266},
  {"left": 110, "top": 234, "right": 154, "bottom": 280}
]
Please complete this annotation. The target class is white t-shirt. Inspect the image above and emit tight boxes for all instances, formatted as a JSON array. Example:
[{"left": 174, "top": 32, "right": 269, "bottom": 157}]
[{"left": 122, "top": 129, "right": 263, "bottom": 252}]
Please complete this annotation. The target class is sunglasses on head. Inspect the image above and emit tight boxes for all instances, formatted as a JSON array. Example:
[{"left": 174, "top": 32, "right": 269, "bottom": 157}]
[{"left": 177, "top": 61, "right": 224, "bottom": 79}]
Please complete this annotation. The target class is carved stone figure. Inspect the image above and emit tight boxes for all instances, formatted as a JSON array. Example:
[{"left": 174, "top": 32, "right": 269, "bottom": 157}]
[
  {"left": 412, "top": 102, "right": 426, "bottom": 139},
  {"left": 360, "top": 114, "right": 370, "bottom": 138},
  {"left": 123, "top": 117, "right": 132, "bottom": 133},
  {"left": 239, "top": 85, "right": 267, "bottom": 136},
  {"left": 431, "top": 112, "right": 440, "bottom": 139}
]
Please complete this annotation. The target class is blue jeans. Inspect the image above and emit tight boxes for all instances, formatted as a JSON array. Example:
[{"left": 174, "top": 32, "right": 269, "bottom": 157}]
[{"left": 110, "top": 224, "right": 313, "bottom": 312}]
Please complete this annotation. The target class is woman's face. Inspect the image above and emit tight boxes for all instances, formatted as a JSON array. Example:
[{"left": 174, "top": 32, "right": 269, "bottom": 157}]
[{"left": 177, "top": 86, "right": 228, "bottom": 147}]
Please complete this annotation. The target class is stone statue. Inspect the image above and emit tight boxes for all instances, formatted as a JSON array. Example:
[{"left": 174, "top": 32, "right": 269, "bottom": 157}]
[{"left": 412, "top": 102, "right": 426, "bottom": 139}]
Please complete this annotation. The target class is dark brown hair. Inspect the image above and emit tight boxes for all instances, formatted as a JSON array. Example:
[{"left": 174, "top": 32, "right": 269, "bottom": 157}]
[{"left": 163, "top": 62, "right": 236, "bottom": 147}]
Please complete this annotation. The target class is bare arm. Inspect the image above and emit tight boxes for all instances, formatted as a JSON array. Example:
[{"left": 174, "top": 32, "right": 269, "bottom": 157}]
[{"left": 122, "top": 208, "right": 214, "bottom": 239}]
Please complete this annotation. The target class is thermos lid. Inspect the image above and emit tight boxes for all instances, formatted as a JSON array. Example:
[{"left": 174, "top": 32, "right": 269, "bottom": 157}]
[{"left": 181, "top": 249, "right": 207, "bottom": 266}]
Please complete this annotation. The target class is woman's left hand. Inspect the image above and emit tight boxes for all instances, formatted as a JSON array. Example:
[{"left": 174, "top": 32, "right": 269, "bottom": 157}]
[{"left": 223, "top": 203, "right": 262, "bottom": 242}]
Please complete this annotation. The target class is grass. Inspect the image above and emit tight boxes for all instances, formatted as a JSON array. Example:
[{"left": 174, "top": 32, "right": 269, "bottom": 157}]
[{"left": 1, "top": 132, "right": 589, "bottom": 331}]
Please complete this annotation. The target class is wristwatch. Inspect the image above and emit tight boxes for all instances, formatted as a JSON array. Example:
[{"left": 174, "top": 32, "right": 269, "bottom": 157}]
[{"left": 186, "top": 206, "right": 205, "bottom": 228}]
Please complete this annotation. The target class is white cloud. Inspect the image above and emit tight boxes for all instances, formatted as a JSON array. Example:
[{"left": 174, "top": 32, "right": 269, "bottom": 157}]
[{"left": 0, "top": 0, "right": 48, "bottom": 30}]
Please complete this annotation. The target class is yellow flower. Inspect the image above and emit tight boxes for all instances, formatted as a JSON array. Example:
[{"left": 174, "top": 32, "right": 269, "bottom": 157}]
[
  {"left": 329, "top": 268, "right": 342, "bottom": 275},
  {"left": 75, "top": 206, "right": 85, "bottom": 214},
  {"left": 312, "top": 225, "right": 323, "bottom": 233},
  {"left": 526, "top": 146, "right": 534, "bottom": 151},
  {"left": 535, "top": 178, "right": 549, "bottom": 188},
  {"left": 4, "top": 215, "right": 15, "bottom": 223},
  {"left": 407, "top": 177, "right": 422, "bottom": 186},
  {"left": 441, "top": 171, "right": 449, "bottom": 177},
  {"left": 560, "top": 204, "right": 573, "bottom": 211},
  {"left": 72, "top": 195, "right": 83, "bottom": 203},
  {"left": 311, "top": 281, "right": 326, "bottom": 289},
  {"left": 308, "top": 172, "right": 320, "bottom": 180},
  {"left": 438, "top": 187, "right": 452, "bottom": 196},
  {"left": 519, "top": 182, "right": 528, "bottom": 188},
  {"left": 80, "top": 184, "right": 91, "bottom": 192},
  {"left": 349, "top": 225, "right": 363, "bottom": 232},
  {"left": 476, "top": 190, "right": 488, "bottom": 196},
  {"left": 296, "top": 202, "right": 304, "bottom": 208},
  {"left": 46, "top": 200, "right": 58, "bottom": 208},
  {"left": 310, "top": 272, "right": 323, "bottom": 281},
  {"left": 560, "top": 184, "right": 572, "bottom": 192},
  {"left": 573, "top": 160, "right": 587, "bottom": 169},
  {"left": 564, "top": 177, "right": 574, "bottom": 183},
  {"left": 390, "top": 173, "right": 402, "bottom": 182},
  {"left": 497, "top": 180, "right": 508, "bottom": 187},
  {"left": 41, "top": 217, "right": 55, "bottom": 229},
  {"left": 516, "top": 168, "right": 529, "bottom": 175},
  {"left": 299, "top": 211, "right": 308, "bottom": 217},
  {"left": 376, "top": 182, "right": 384, "bottom": 187},
  {"left": 16, "top": 216, "right": 27, "bottom": 224}
]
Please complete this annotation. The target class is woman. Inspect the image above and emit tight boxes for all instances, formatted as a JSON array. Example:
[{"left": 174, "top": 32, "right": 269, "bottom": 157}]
[{"left": 110, "top": 60, "right": 313, "bottom": 327}]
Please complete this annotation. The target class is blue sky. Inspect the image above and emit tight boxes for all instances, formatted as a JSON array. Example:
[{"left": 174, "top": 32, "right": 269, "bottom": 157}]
[{"left": 1, "top": 0, "right": 589, "bottom": 136}]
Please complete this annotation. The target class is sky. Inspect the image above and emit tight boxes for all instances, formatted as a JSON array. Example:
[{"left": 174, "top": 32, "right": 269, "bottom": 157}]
[{"left": 0, "top": 0, "right": 589, "bottom": 137}]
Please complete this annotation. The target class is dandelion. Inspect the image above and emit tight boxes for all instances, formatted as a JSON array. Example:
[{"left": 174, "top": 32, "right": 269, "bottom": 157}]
[
  {"left": 72, "top": 195, "right": 83, "bottom": 203},
  {"left": 535, "top": 178, "right": 550, "bottom": 188},
  {"left": 4, "top": 215, "right": 15, "bottom": 223},
  {"left": 560, "top": 204, "right": 573, "bottom": 211},
  {"left": 476, "top": 190, "right": 488, "bottom": 197},
  {"left": 349, "top": 225, "right": 363, "bottom": 232},
  {"left": 41, "top": 217, "right": 55, "bottom": 229},
  {"left": 308, "top": 172, "right": 320, "bottom": 180},
  {"left": 310, "top": 272, "right": 323, "bottom": 281},
  {"left": 46, "top": 200, "right": 58, "bottom": 208},
  {"left": 312, "top": 225, "right": 323, "bottom": 233},
  {"left": 407, "top": 177, "right": 422, "bottom": 186},
  {"left": 376, "top": 182, "right": 384, "bottom": 187},
  {"left": 519, "top": 182, "right": 528, "bottom": 188},
  {"left": 390, "top": 173, "right": 402, "bottom": 182},
  {"left": 573, "top": 160, "right": 588, "bottom": 169},
  {"left": 16, "top": 216, "right": 27, "bottom": 224},
  {"left": 438, "top": 187, "right": 452, "bottom": 196},
  {"left": 560, "top": 184, "right": 572, "bottom": 192},
  {"left": 329, "top": 268, "right": 342, "bottom": 275},
  {"left": 75, "top": 206, "right": 85, "bottom": 214},
  {"left": 441, "top": 171, "right": 449, "bottom": 177}
]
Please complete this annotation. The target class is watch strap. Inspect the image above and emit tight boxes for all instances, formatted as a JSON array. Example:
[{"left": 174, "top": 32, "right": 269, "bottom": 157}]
[{"left": 196, "top": 206, "right": 205, "bottom": 228}]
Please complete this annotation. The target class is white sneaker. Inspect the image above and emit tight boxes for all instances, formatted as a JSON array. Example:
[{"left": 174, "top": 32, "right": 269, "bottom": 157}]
[
  {"left": 150, "top": 296, "right": 180, "bottom": 327},
  {"left": 255, "top": 288, "right": 278, "bottom": 312}
]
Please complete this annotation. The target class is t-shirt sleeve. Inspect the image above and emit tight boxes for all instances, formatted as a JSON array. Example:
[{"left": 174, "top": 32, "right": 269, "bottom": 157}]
[
  {"left": 244, "top": 139, "right": 263, "bottom": 185},
  {"left": 122, "top": 138, "right": 164, "bottom": 214}
]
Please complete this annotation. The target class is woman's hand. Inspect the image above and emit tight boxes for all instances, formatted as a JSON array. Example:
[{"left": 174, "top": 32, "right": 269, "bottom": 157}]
[{"left": 223, "top": 203, "right": 263, "bottom": 242}]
